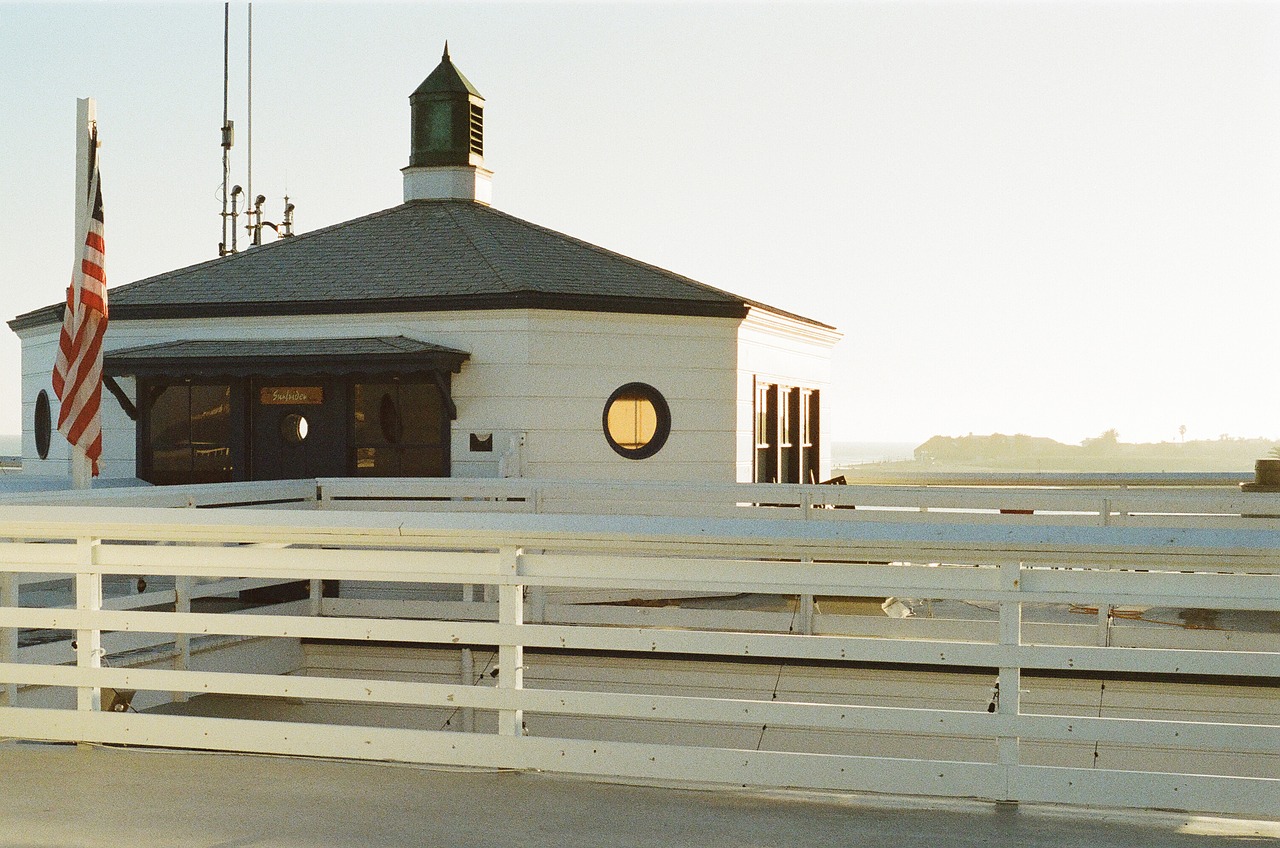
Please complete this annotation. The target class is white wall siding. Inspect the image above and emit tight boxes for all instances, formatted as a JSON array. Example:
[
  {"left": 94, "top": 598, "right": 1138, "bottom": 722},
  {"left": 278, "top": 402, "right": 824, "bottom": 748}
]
[
  {"left": 16, "top": 325, "right": 69, "bottom": 476},
  {"left": 735, "top": 309, "right": 841, "bottom": 483},
  {"left": 15, "top": 306, "right": 835, "bottom": 484},
  {"left": 489, "top": 311, "right": 740, "bottom": 482},
  {"left": 99, "top": 375, "right": 136, "bottom": 477}
]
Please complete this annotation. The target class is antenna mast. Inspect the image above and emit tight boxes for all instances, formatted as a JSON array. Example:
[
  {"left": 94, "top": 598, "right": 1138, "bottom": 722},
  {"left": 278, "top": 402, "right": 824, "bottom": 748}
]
[
  {"left": 218, "top": 1, "right": 292, "bottom": 251},
  {"left": 246, "top": 2, "right": 253, "bottom": 225},
  {"left": 219, "top": 2, "right": 235, "bottom": 255}
]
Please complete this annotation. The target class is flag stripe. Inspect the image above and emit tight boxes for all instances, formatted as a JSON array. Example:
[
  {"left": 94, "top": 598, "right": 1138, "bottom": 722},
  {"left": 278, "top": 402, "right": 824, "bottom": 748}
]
[{"left": 53, "top": 127, "right": 107, "bottom": 478}]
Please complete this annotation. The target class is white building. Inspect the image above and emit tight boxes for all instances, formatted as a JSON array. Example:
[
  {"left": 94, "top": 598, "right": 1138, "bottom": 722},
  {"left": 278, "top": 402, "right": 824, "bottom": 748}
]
[{"left": 9, "top": 48, "right": 839, "bottom": 486}]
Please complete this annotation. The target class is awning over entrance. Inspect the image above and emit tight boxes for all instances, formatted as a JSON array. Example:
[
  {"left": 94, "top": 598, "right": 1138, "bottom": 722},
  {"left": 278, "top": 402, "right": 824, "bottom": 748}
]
[{"left": 104, "top": 336, "right": 470, "bottom": 379}]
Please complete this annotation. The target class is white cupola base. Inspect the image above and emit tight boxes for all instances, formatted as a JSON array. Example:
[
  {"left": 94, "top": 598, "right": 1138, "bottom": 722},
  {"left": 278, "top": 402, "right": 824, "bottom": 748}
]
[{"left": 402, "top": 164, "right": 493, "bottom": 204}]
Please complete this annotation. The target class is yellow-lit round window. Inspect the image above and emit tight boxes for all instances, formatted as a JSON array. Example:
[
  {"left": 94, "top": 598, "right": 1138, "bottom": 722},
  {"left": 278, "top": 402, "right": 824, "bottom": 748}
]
[{"left": 603, "top": 382, "right": 670, "bottom": 460}]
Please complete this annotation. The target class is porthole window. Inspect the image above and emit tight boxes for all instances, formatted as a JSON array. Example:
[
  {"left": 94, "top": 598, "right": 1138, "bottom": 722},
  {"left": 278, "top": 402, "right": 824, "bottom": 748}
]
[
  {"left": 34, "top": 390, "right": 51, "bottom": 460},
  {"left": 281, "top": 413, "right": 309, "bottom": 444},
  {"left": 603, "top": 382, "right": 670, "bottom": 460}
]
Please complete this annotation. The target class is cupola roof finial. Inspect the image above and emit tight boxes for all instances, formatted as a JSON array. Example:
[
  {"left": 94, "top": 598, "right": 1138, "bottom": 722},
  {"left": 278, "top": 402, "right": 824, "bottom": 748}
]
[{"left": 412, "top": 44, "right": 482, "bottom": 98}]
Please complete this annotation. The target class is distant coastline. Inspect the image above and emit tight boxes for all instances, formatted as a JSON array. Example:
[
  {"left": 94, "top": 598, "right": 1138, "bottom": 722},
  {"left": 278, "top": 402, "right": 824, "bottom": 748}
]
[
  {"left": 830, "top": 441, "right": 917, "bottom": 466},
  {"left": 835, "top": 432, "right": 1275, "bottom": 475}
]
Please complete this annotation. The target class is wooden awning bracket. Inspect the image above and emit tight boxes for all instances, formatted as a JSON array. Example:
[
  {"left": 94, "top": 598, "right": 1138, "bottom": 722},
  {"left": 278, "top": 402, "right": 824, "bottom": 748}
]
[
  {"left": 102, "top": 375, "right": 138, "bottom": 421},
  {"left": 432, "top": 371, "right": 458, "bottom": 421}
]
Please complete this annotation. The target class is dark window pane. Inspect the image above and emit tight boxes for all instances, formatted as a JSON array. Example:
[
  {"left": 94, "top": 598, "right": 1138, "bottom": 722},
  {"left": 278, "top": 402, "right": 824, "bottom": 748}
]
[
  {"left": 755, "top": 382, "right": 779, "bottom": 483},
  {"left": 379, "top": 393, "right": 403, "bottom": 444},
  {"left": 353, "top": 383, "right": 394, "bottom": 446},
  {"left": 145, "top": 383, "right": 235, "bottom": 485},
  {"left": 149, "top": 385, "right": 192, "bottom": 484},
  {"left": 402, "top": 446, "right": 446, "bottom": 477},
  {"left": 34, "top": 390, "right": 51, "bottom": 460},
  {"left": 355, "top": 445, "right": 400, "bottom": 477},
  {"left": 190, "top": 384, "right": 233, "bottom": 483},
  {"left": 353, "top": 380, "right": 448, "bottom": 477},
  {"left": 781, "top": 387, "right": 801, "bottom": 483},
  {"left": 401, "top": 382, "right": 444, "bottom": 446},
  {"left": 803, "top": 390, "right": 821, "bottom": 485}
]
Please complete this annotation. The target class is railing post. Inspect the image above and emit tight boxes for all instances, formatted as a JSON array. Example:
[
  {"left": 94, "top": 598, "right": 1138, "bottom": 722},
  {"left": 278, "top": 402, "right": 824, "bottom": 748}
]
[
  {"left": 797, "top": 557, "right": 814, "bottom": 635},
  {"left": 460, "top": 582, "right": 476, "bottom": 733},
  {"left": 75, "top": 538, "right": 103, "bottom": 715},
  {"left": 797, "top": 593, "right": 815, "bottom": 635},
  {"left": 0, "top": 571, "right": 17, "bottom": 706},
  {"left": 997, "top": 559, "right": 1022, "bottom": 794},
  {"left": 308, "top": 578, "right": 324, "bottom": 617},
  {"left": 173, "top": 575, "right": 193, "bottom": 703},
  {"left": 497, "top": 545, "right": 524, "bottom": 737},
  {"left": 1096, "top": 604, "right": 1112, "bottom": 647}
]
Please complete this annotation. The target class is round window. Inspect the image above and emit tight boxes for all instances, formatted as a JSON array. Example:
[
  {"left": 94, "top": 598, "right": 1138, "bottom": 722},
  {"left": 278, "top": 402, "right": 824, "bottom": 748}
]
[
  {"left": 281, "top": 413, "right": 309, "bottom": 444},
  {"left": 603, "top": 382, "right": 670, "bottom": 460},
  {"left": 34, "top": 390, "right": 51, "bottom": 460}
]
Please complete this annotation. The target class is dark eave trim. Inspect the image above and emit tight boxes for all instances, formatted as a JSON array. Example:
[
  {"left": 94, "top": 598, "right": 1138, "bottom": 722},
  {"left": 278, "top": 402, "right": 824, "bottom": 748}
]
[
  {"left": 12, "top": 292, "right": 750, "bottom": 332},
  {"left": 111, "top": 292, "right": 752, "bottom": 321},
  {"left": 8, "top": 304, "right": 63, "bottom": 332}
]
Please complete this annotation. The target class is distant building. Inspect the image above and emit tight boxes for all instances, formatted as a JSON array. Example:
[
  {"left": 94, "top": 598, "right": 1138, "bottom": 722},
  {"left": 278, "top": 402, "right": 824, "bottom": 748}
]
[{"left": 10, "top": 48, "right": 839, "bottom": 485}]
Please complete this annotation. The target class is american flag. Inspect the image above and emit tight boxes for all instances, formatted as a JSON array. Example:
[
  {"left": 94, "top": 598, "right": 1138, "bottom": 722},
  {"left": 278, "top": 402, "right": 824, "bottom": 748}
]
[{"left": 52, "top": 125, "right": 108, "bottom": 476}]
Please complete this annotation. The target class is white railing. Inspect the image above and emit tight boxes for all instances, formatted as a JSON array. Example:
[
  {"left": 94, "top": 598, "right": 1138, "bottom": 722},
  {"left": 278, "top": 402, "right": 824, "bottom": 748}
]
[
  {"left": 836, "top": 470, "right": 1253, "bottom": 487},
  {"left": 312, "top": 477, "right": 1280, "bottom": 530},
  {"left": 0, "top": 501, "right": 1276, "bottom": 816},
  {"left": 9, "top": 475, "right": 1280, "bottom": 531}
]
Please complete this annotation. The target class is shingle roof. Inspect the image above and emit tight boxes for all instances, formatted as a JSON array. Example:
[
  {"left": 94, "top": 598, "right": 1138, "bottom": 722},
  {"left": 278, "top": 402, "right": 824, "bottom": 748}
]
[
  {"left": 10, "top": 199, "right": 829, "bottom": 330},
  {"left": 105, "top": 336, "right": 468, "bottom": 378}
]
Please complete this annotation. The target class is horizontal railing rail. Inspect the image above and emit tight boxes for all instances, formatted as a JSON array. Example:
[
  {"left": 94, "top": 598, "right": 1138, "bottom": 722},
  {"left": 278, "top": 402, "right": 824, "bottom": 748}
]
[
  {"left": 7, "top": 475, "right": 1280, "bottom": 531},
  {"left": 836, "top": 470, "right": 1254, "bottom": 487},
  {"left": 0, "top": 479, "right": 317, "bottom": 509},
  {"left": 316, "top": 478, "right": 1280, "bottom": 529}
]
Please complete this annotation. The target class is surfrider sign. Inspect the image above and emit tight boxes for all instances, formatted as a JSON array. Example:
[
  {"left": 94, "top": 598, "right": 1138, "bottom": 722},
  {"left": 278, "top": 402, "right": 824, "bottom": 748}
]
[{"left": 260, "top": 387, "right": 324, "bottom": 405}]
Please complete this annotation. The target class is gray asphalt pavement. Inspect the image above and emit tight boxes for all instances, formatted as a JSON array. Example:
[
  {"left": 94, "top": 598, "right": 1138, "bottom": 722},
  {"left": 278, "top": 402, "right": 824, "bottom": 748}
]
[{"left": 0, "top": 741, "right": 1274, "bottom": 847}]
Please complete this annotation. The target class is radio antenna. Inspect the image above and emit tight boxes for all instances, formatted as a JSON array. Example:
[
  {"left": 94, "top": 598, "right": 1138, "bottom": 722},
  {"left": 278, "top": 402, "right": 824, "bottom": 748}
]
[
  {"left": 218, "top": 2, "right": 234, "bottom": 256},
  {"left": 246, "top": 2, "right": 253, "bottom": 227}
]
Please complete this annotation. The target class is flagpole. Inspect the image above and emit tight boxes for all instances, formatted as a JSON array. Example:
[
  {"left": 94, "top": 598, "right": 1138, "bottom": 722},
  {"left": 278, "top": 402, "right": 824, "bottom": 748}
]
[{"left": 70, "top": 97, "right": 94, "bottom": 490}]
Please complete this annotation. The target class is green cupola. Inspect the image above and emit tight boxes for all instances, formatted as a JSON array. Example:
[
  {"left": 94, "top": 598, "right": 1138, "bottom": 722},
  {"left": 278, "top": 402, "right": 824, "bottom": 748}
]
[
  {"left": 409, "top": 43, "right": 484, "bottom": 169},
  {"left": 403, "top": 44, "right": 492, "bottom": 204}
]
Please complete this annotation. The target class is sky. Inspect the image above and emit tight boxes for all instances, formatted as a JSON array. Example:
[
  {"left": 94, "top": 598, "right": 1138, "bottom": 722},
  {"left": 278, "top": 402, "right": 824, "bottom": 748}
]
[{"left": 2, "top": 1, "right": 1279, "bottom": 447}]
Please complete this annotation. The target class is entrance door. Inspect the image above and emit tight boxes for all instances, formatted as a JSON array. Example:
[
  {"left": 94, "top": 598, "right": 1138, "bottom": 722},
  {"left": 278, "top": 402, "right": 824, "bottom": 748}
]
[{"left": 250, "top": 380, "right": 348, "bottom": 480}]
